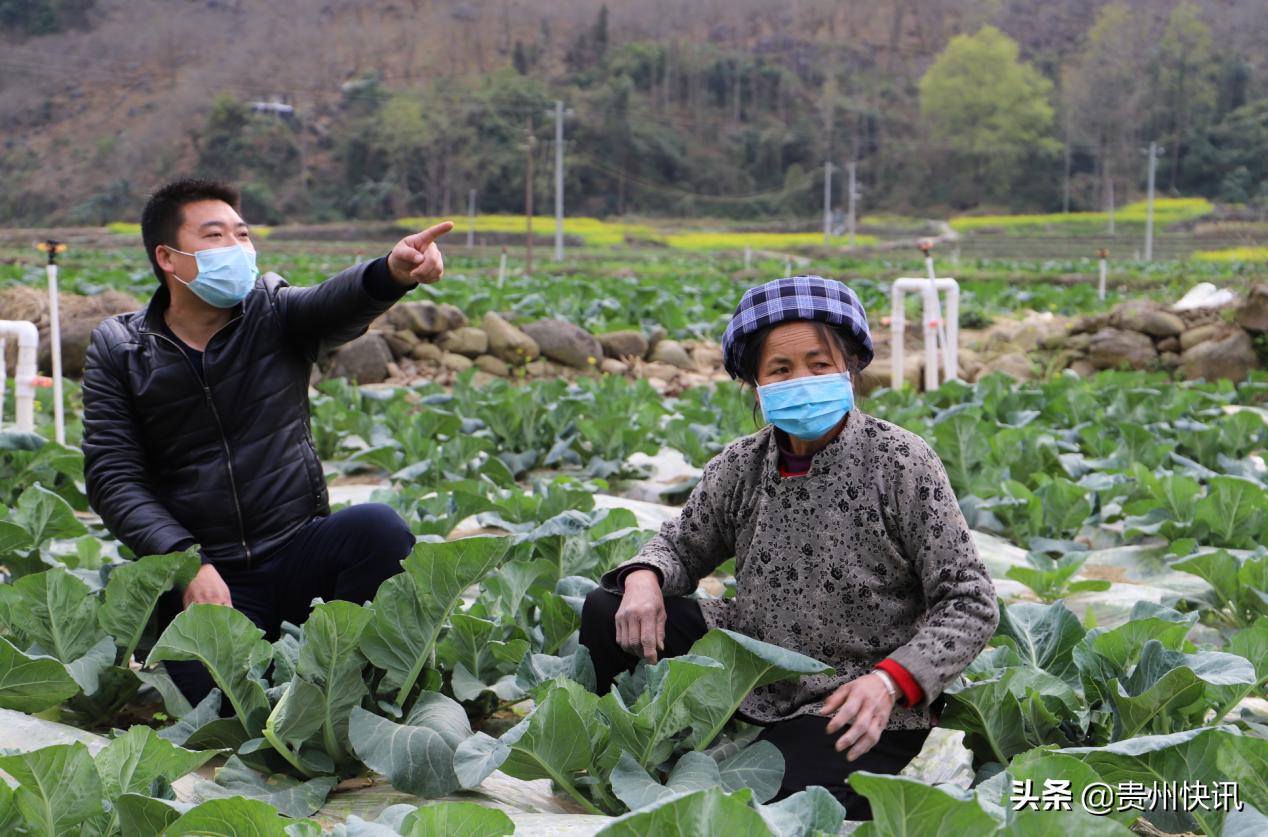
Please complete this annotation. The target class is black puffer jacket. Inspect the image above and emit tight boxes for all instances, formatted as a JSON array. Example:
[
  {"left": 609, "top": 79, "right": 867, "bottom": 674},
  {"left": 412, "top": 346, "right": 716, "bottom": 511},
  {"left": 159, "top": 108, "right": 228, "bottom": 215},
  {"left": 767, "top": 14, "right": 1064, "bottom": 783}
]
[{"left": 83, "top": 262, "right": 400, "bottom": 567}]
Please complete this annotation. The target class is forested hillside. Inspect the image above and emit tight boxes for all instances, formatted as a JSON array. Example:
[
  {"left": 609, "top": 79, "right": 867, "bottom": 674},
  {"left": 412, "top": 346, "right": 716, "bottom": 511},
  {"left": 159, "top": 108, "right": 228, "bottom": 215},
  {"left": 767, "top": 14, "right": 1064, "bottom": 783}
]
[{"left": 2, "top": 0, "right": 1266, "bottom": 225}]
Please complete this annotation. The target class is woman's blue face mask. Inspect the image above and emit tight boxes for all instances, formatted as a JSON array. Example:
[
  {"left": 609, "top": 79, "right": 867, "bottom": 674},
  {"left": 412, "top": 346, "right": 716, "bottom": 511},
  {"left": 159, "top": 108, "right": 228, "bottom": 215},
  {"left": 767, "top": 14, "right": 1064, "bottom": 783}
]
[
  {"left": 756, "top": 371, "right": 854, "bottom": 440},
  {"left": 167, "top": 243, "right": 258, "bottom": 308}
]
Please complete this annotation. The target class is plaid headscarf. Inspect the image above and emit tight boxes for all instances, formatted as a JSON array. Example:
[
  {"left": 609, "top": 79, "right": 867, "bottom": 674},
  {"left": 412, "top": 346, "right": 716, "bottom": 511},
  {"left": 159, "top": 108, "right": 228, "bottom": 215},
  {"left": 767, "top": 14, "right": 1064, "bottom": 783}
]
[{"left": 721, "top": 275, "right": 874, "bottom": 380}]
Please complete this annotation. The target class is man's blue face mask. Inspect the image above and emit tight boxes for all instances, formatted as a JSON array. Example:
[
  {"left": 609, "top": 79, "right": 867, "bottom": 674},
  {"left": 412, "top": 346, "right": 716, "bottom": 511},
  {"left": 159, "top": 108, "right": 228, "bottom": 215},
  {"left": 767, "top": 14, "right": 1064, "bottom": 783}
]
[
  {"left": 167, "top": 243, "right": 258, "bottom": 308},
  {"left": 757, "top": 371, "right": 854, "bottom": 441}
]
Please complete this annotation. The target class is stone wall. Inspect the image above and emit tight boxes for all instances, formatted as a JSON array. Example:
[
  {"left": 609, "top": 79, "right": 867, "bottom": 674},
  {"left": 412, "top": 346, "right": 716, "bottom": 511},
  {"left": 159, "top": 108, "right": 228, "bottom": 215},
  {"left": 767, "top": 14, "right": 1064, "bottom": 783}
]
[
  {"left": 326, "top": 301, "right": 730, "bottom": 394},
  {"left": 1039, "top": 286, "right": 1266, "bottom": 383}
]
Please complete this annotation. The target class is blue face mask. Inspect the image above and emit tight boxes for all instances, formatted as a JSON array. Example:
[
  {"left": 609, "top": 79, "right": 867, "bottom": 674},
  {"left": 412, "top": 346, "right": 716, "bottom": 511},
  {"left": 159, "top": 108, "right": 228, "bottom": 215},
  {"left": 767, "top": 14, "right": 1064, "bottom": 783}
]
[
  {"left": 168, "top": 243, "right": 259, "bottom": 308},
  {"left": 757, "top": 372, "right": 854, "bottom": 441}
]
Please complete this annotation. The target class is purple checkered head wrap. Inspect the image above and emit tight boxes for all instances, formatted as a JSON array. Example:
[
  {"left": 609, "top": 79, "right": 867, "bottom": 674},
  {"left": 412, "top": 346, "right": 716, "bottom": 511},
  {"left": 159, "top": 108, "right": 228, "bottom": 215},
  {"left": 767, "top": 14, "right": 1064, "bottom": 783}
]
[{"left": 721, "top": 275, "right": 874, "bottom": 380}]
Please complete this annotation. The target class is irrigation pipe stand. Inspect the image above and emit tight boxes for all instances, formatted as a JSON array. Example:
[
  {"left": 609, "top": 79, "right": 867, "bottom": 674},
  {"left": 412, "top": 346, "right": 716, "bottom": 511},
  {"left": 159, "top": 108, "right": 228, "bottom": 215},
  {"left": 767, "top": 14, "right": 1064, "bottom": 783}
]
[
  {"left": 0, "top": 320, "right": 39, "bottom": 433},
  {"left": 890, "top": 278, "right": 960, "bottom": 391},
  {"left": 38, "top": 240, "right": 68, "bottom": 444}
]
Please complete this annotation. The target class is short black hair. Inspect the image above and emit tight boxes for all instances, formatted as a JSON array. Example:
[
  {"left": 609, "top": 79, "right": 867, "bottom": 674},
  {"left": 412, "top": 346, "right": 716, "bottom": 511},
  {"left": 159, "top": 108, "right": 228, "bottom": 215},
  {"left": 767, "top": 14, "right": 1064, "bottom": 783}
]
[{"left": 140, "top": 178, "right": 240, "bottom": 285}]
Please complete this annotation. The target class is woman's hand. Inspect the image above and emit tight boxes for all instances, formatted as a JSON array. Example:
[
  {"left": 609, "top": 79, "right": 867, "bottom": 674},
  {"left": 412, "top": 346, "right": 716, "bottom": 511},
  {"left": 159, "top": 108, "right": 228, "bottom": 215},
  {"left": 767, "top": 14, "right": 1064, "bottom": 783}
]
[
  {"left": 818, "top": 672, "right": 897, "bottom": 762},
  {"left": 615, "top": 569, "right": 666, "bottom": 664}
]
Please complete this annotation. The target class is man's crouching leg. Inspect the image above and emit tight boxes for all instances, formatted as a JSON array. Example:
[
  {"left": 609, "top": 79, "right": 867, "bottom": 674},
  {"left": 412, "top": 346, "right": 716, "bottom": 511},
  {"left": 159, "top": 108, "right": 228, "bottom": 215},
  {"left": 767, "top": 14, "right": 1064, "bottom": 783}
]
[{"left": 294, "top": 502, "right": 416, "bottom": 609}]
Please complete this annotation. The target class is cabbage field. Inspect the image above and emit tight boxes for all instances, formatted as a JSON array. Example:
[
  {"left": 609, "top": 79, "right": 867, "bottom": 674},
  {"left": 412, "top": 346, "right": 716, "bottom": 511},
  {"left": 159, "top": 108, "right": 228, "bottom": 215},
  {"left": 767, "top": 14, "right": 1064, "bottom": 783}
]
[{"left": 1, "top": 249, "right": 1267, "bottom": 836}]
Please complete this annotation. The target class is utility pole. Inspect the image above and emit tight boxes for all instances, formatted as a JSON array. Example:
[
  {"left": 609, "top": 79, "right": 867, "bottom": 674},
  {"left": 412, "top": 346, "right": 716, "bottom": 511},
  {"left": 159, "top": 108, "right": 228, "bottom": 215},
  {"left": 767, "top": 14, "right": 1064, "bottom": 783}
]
[
  {"left": 1144, "top": 141, "right": 1162, "bottom": 261},
  {"left": 1107, "top": 169, "right": 1115, "bottom": 236},
  {"left": 553, "top": 100, "right": 565, "bottom": 262},
  {"left": 525, "top": 116, "right": 535, "bottom": 274},
  {"left": 467, "top": 189, "right": 476, "bottom": 248},
  {"left": 822, "top": 161, "right": 833, "bottom": 246},
  {"left": 846, "top": 161, "right": 858, "bottom": 248}
]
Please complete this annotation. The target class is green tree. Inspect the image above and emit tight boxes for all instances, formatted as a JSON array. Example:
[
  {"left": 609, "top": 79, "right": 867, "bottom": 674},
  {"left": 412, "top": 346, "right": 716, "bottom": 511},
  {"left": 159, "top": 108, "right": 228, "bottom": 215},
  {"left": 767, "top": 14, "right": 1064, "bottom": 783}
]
[
  {"left": 1153, "top": 1, "right": 1218, "bottom": 190},
  {"left": 1068, "top": 2, "right": 1148, "bottom": 211},
  {"left": 919, "top": 26, "right": 1058, "bottom": 205}
]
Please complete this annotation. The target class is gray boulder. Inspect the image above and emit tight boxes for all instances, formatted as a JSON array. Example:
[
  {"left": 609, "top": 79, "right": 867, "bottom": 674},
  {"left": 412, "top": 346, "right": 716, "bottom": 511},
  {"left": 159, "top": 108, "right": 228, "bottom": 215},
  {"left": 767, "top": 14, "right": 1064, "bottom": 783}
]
[
  {"left": 1236, "top": 285, "right": 1268, "bottom": 333},
  {"left": 649, "top": 339, "right": 695, "bottom": 370},
  {"left": 978, "top": 352, "right": 1034, "bottom": 381},
  {"left": 1087, "top": 328, "right": 1157, "bottom": 371},
  {"left": 388, "top": 301, "right": 450, "bottom": 337},
  {"left": 521, "top": 319, "right": 603, "bottom": 368},
  {"left": 1179, "top": 323, "right": 1226, "bottom": 351},
  {"left": 481, "top": 312, "right": 540, "bottom": 365},
  {"left": 475, "top": 354, "right": 511, "bottom": 377},
  {"left": 327, "top": 333, "right": 393, "bottom": 383},
  {"left": 438, "top": 326, "right": 489, "bottom": 357},
  {"left": 597, "top": 330, "right": 649, "bottom": 359},
  {"left": 439, "top": 303, "right": 469, "bottom": 330},
  {"left": 1136, "top": 310, "right": 1181, "bottom": 337},
  {"left": 1179, "top": 329, "right": 1258, "bottom": 382}
]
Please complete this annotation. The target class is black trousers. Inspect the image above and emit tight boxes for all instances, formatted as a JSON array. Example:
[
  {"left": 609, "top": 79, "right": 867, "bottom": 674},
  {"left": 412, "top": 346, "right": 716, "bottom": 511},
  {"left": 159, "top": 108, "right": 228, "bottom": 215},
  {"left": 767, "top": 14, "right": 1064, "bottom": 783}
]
[
  {"left": 156, "top": 503, "right": 415, "bottom": 706},
  {"left": 579, "top": 588, "right": 931, "bottom": 820}
]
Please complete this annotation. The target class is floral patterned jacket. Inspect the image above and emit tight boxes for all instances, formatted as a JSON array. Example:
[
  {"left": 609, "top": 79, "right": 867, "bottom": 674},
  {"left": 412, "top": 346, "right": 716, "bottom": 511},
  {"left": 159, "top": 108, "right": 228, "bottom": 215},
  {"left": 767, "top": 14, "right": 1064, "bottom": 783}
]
[{"left": 600, "top": 407, "right": 1000, "bottom": 730}]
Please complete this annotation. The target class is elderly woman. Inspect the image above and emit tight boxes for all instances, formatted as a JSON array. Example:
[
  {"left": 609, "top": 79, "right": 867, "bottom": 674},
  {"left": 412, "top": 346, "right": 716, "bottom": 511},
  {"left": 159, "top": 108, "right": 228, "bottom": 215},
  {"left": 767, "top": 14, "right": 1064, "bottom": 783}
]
[{"left": 580, "top": 275, "right": 999, "bottom": 818}]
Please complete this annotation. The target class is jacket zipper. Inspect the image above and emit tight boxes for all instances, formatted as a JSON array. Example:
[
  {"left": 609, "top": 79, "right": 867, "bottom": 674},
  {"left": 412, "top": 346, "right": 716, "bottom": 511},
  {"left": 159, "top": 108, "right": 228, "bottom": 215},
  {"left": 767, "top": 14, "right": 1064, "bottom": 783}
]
[{"left": 142, "top": 315, "right": 253, "bottom": 568}]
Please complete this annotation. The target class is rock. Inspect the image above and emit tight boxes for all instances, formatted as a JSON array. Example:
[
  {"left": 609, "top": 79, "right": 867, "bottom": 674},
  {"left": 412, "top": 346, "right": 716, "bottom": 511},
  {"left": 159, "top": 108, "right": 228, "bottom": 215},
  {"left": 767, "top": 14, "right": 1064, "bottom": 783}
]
[
  {"left": 438, "top": 303, "right": 468, "bottom": 330},
  {"left": 1069, "top": 313, "right": 1110, "bottom": 336},
  {"left": 387, "top": 301, "right": 450, "bottom": 336},
  {"left": 599, "top": 358, "right": 629, "bottom": 376},
  {"left": 1156, "top": 336, "right": 1181, "bottom": 353},
  {"left": 646, "top": 326, "right": 668, "bottom": 353},
  {"left": 0, "top": 286, "right": 141, "bottom": 376},
  {"left": 1063, "top": 333, "right": 1093, "bottom": 352},
  {"left": 1069, "top": 359, "right": 1098, "bottom": 378},
  {"left": 978, "top": 352, "right": 1034, "bottom": 381},
  {"left": 327, "top": 333, "right": 393, "bottom": 384},
  {"left": 856, "top": 356, "right": 924, "bottom": 395},
  {"left": 481, "top": 312, "right": 540, "bottom": 365},
  {"left": 596, "top": 330, "right": 649, "bottom": 360},
  {"left": 1179, "top": 328, "right": 1258, "bottom": 382},
  {"left": 690, "top": 344, "right": 724, "bottom": 370},
  {"left": 521, "top": 319, "right": 603, "bottom": 368},
  {"left": 1139, "top": 311, "right": 1186, "bottom": 338},
  {"left": 1087, "top": 328, "right": 1157, "bottom": 371},
  {"left": 385, "top": 361, "right": 402, "bottom": 379},
  {"left": 441, "top": 351, "right": 473, "bottom": 372},
  {"left": 475, "top": 354, "right": 511, "bottom": 377},
  {"left": 524, "top": 360, "right": 550, "bottom": 377},
  {"left": 1236, "top": 285, "right": 1268, "bottom": 333},
  {"left": 470, "top": 371, "right": 498, "bottom": 388},
  {"left": 1160, "top": 351, "right": 1181, "bottom": 369},
  {"left": 957, "top": 347, "right": 983, "bottom": 382},
  {"left": 649, "top": 339, "right": 695, "bottom": 370},
  {"left": 392, "top": 329, "right": 420, "bottom": 347},
  {"left": 411, "top": 341, "right": 442, "bottom": 363},
  {"left": 640, "top": 361, "right": 685, "bottom": 382},
  {"left": 1179, "top": 323, "right": 1226, "bottom": 351},
  {"left": 57, "top": 317, "right": 99, "bottom": 379},
  {"left": 437, "top": 326, "right": 489, "bottom": 357},
  {"left": 382, "top": 332, "right": 415, "bottom": 359}
]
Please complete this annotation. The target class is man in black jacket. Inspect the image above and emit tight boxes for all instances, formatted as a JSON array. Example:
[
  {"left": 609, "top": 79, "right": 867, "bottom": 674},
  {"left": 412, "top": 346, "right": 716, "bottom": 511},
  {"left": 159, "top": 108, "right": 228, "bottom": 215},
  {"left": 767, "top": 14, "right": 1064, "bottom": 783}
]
[{"left": 82, "top": 179, "right": 452, "bottom": 703}]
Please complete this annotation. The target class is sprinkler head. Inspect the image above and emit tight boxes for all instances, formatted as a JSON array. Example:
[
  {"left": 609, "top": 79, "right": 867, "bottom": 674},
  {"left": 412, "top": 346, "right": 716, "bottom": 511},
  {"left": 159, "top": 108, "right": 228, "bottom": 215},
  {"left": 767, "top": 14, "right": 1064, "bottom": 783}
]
[{"left": 917, "top": 239, "right": 934, "bottom": 254}]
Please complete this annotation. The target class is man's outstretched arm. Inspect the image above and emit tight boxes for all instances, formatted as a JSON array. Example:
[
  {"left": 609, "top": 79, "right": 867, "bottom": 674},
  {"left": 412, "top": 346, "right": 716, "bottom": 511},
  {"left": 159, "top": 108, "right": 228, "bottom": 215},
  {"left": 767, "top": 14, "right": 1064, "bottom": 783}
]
[{"left": 273, "top": 221, "right": 453, "bottom": 357}]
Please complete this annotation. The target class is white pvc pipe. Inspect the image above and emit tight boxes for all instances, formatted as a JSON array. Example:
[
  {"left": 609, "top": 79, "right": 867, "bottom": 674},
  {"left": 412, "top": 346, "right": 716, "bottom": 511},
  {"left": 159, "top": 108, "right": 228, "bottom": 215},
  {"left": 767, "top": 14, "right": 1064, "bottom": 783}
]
[
  {"left": 890, "top": 278, "right": 960, "bottom": 391},
  {"left": 0, "top": 320, "right": 39, "bottom": 433},
  {"left": 46, "top": 262, "right": 65, "bottom": 444}
]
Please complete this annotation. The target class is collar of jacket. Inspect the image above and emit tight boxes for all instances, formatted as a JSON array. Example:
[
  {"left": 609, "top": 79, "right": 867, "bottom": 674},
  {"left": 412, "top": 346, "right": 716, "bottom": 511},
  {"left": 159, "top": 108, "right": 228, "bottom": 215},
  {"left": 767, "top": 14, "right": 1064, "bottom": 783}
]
[
  {"left": 141, "top": 280, "right": 246, "bottom": 334},
  {"left": 759, "top": 405, "right": 863, "bottom": 484}
]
